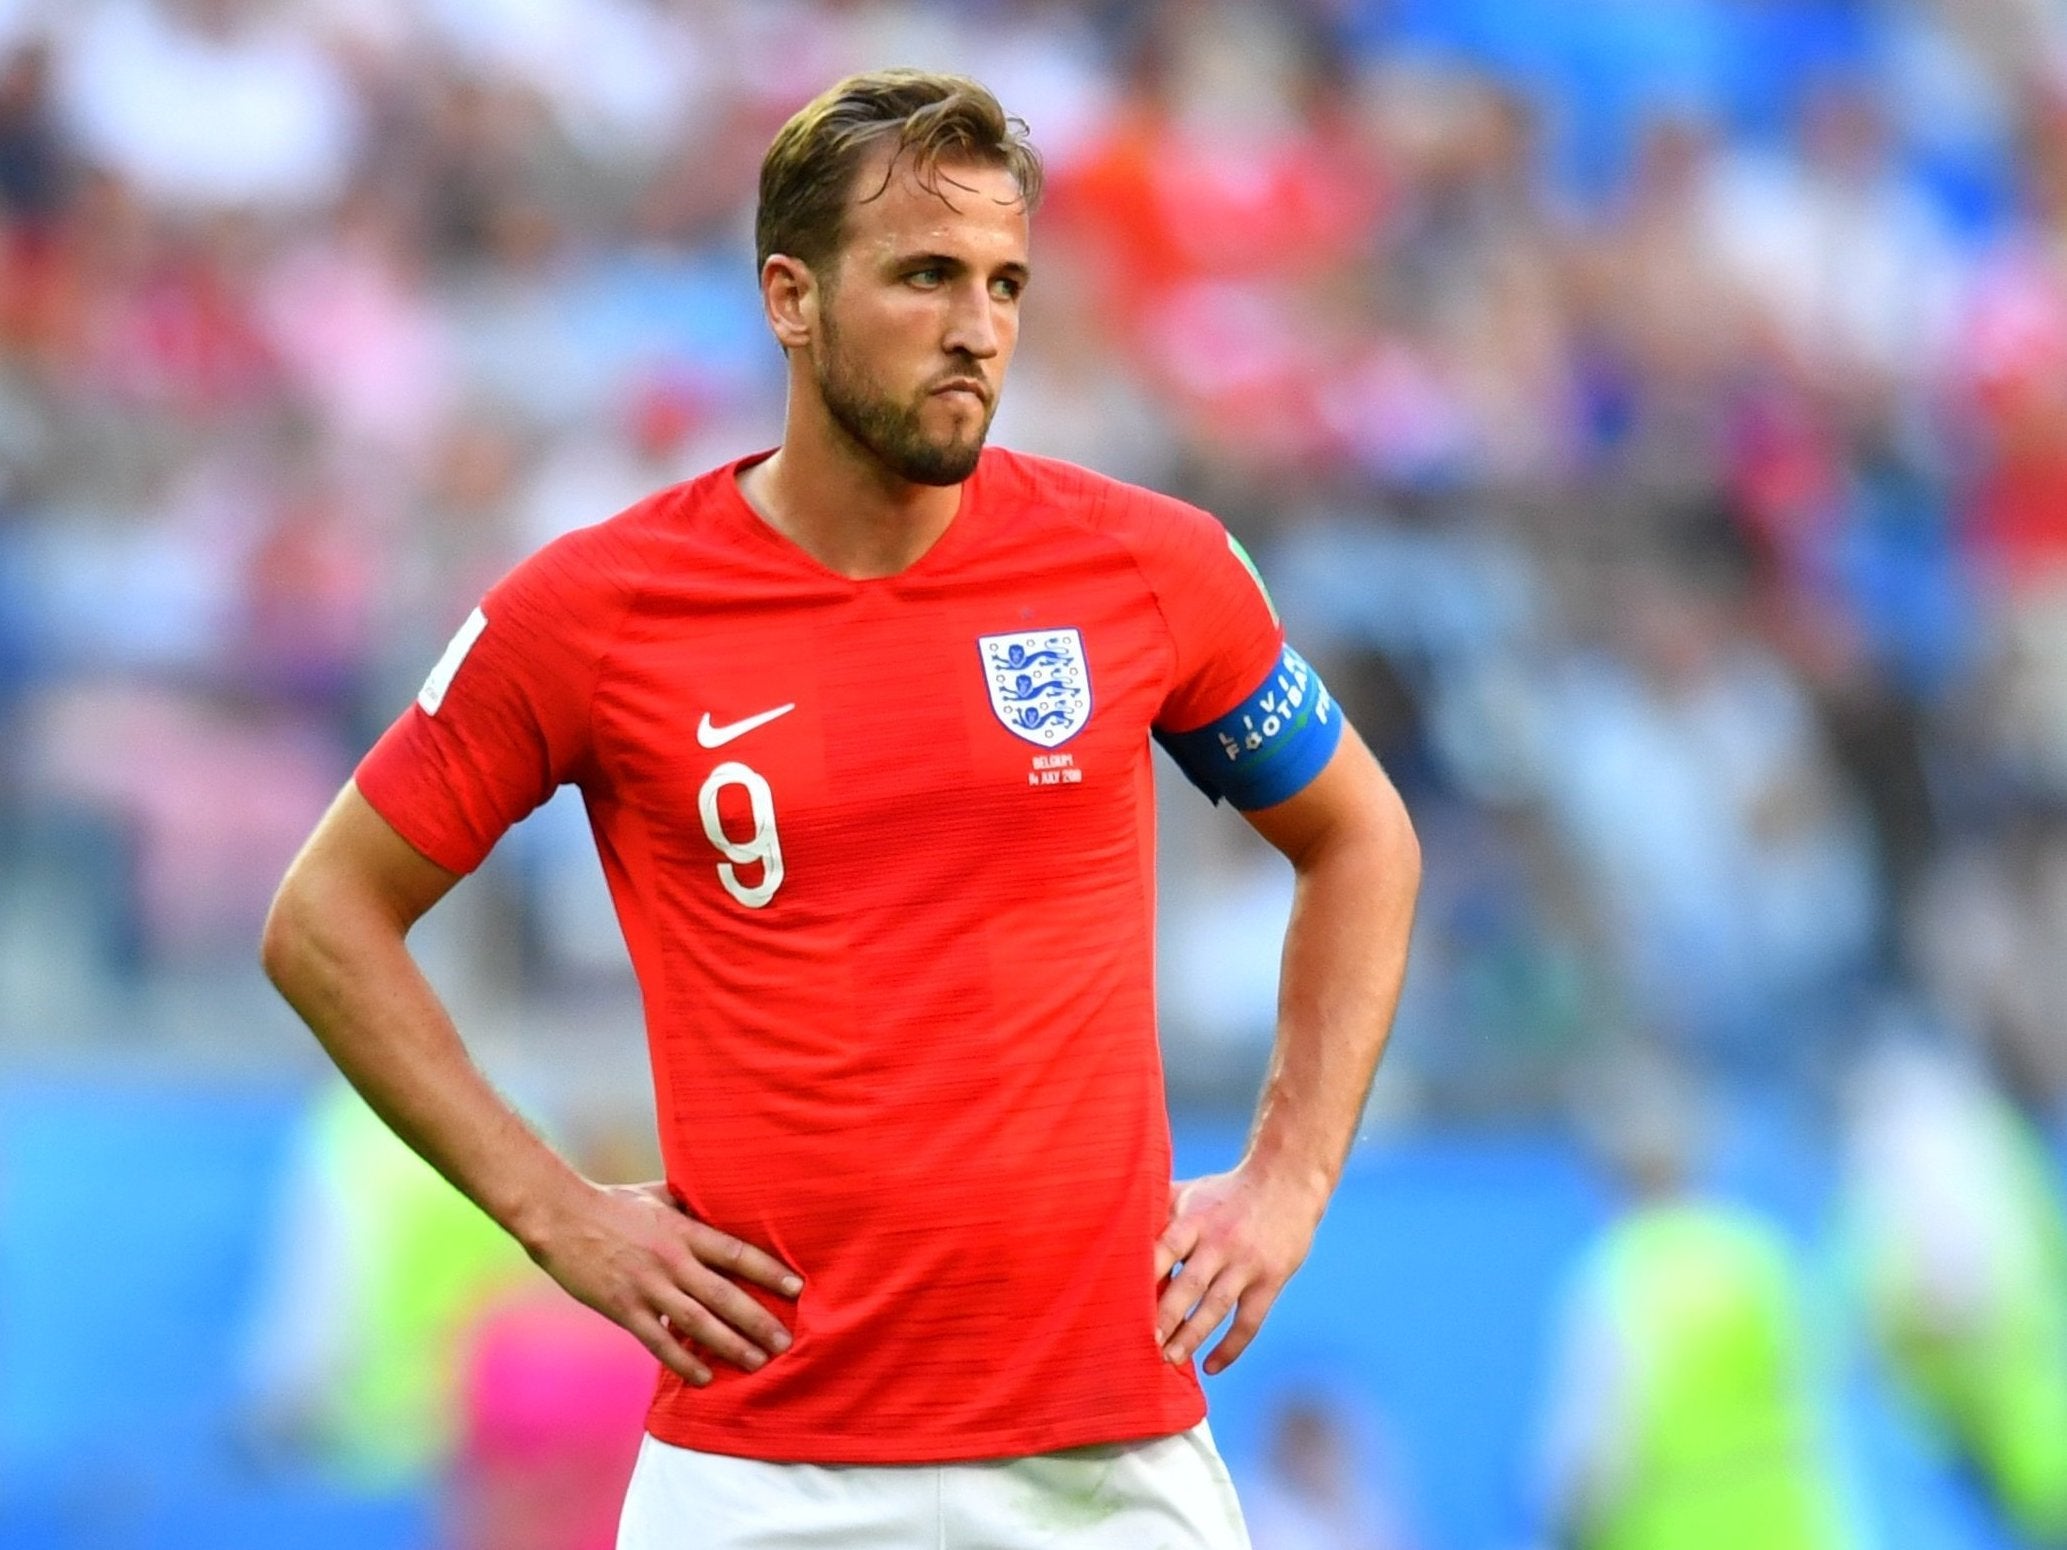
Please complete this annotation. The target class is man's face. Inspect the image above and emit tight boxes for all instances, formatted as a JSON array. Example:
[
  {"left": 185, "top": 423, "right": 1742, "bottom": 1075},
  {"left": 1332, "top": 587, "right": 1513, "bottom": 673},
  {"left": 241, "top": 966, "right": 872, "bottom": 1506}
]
[{"left": 807, "top": 149, "right": 1030, "bottom": 486}]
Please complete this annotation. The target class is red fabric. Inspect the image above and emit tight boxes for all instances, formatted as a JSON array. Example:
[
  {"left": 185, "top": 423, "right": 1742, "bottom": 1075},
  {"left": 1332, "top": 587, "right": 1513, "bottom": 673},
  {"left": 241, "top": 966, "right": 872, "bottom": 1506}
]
[
  {"left": 1047, "top": 104, "right": 1382, "bottom": 297},
  {"left": 1973, "top": 446, "right": 2067, "bottom": 578},
  {"left": 1957, "top": 249, "right": 2067, "bottom": 581},
  {"left": 356, "top": 448, "right": 1283, "bottom": 1463},
  {"left": 1045, "top": 104, "right": 1384, "bottom": 463}
]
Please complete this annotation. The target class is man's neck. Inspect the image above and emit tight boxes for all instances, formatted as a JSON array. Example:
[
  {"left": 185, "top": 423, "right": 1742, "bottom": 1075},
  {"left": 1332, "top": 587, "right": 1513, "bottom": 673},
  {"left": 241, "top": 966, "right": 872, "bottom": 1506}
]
[{"left": 737, "top": 406, "right": 966, "bottom": 581}]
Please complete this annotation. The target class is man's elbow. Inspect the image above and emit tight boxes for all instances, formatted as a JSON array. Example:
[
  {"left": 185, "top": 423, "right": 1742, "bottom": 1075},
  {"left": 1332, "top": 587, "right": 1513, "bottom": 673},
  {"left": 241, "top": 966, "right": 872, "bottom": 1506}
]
[
  {"left": 1348, "top": 777, "right": 1419, "bottom": 911},
  {"left": 259, "top": 869, "right": 314, "bottom": 992},
  {"left": 260, "top": 852, "right": 351, "bottom": 995},
  {"left": 1378, "top": 778, "right": 1421, "bottom": 888}
]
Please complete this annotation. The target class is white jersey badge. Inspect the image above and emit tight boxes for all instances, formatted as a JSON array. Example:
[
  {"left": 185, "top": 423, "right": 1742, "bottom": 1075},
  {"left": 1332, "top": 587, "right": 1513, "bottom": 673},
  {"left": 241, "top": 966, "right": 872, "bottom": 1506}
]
[
  {"left": 979, "top": 629, "right": 1092, "bottom": 747},
  {"left": 417, "top": 606, "right": 488, "bottom": 716}
]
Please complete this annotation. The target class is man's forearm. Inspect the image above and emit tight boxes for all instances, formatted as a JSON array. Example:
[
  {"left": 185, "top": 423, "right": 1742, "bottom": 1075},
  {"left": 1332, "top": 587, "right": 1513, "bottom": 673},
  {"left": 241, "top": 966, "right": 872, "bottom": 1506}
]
[
  {"left": 1152, "top": 762, "right": 1419, "bottom": 1374},
  {"left": 262, "top": 840, "right": 804, "bottom": 1386},
  {"left": 260, "top": 870, "right": 585, "bottom": 1252},
  {"left": 1244, "top": 787, "right": 1419, "bottom": 1205}
]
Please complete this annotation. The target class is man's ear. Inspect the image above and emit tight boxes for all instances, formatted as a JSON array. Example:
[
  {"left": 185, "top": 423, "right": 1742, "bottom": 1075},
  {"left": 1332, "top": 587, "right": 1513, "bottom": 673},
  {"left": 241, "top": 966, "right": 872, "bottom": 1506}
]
[{"left": 763, "top": 254, "right": 819, "bottom": 351}]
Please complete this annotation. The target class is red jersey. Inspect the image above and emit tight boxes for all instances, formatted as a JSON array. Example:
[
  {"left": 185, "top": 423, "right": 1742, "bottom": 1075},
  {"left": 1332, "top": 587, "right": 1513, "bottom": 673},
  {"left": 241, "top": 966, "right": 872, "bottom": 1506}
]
[{"left": 356, "top": 448, "right": 1284, "bottom": 1463}]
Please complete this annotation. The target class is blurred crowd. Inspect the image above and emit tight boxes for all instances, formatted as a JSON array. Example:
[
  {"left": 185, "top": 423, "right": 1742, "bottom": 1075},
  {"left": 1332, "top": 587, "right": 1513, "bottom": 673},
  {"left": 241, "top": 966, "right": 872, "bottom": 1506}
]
[
  {"left": 0, "top": 0, "right": 2063, "bottom": 1129},
  {"left": 4, "top": 4, "right": 2067, "bottom": 1545}
]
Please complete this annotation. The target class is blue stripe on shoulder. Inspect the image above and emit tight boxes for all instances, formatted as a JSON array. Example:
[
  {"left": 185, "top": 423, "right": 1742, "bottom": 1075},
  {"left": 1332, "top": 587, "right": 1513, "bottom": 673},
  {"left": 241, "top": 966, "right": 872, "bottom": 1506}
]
[{"left": 1154, "top": 645, "right": 1342, "bottom": 810}]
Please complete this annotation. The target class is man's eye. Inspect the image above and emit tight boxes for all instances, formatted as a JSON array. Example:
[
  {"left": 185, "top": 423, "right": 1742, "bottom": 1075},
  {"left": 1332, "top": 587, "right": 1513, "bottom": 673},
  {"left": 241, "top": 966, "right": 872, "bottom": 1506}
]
[
  {"left": 909, "top": 268, "right": 943, "bottom": 286},
  {"left": 991, "top": 278, "right": 1022, "bottom": 301}
]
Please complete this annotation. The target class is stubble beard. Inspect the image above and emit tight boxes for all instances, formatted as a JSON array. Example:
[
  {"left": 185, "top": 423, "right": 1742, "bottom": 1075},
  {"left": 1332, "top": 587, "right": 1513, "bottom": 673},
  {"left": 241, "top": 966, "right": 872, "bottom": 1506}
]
[{"left": 815, "top": 310, "right": 994, "bottom": 487}]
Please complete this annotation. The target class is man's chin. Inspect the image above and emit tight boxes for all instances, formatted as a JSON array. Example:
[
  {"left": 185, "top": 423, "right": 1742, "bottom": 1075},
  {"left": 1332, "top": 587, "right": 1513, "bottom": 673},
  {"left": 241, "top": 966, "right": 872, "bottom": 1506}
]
[{"left": 893, "top": 435, "right": 986, "bottom": 486}]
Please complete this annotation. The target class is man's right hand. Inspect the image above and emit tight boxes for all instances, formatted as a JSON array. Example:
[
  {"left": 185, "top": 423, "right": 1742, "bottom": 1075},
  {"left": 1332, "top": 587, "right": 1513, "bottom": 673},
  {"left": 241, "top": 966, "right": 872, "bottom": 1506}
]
[{"left": 523, "top": 1179, "right": 802, "bottom": 1387}]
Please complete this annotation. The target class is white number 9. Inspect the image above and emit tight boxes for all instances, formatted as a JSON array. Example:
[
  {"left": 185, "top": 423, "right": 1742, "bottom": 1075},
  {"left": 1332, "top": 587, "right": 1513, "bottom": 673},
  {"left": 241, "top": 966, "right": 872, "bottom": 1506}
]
[{"left": 697, "top": 761, "right": 784, "bottom": 908}]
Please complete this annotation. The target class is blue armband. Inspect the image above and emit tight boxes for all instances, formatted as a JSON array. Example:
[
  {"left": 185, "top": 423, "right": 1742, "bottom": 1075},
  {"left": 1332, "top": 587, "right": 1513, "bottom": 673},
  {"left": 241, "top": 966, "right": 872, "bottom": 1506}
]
[{"left": 1154, "top": 644, "right": 1342, "bottom": 810}]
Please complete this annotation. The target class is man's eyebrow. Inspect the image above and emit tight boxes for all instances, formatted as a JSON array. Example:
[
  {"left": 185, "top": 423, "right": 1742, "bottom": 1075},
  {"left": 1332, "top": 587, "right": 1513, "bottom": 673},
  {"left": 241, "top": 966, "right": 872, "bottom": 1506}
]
[
  {"left": 884, "top": 250, "right": 1029, "bottom": 287},
  {"left": 888, "top": 251, "right": 1032, "bottom": 283}
]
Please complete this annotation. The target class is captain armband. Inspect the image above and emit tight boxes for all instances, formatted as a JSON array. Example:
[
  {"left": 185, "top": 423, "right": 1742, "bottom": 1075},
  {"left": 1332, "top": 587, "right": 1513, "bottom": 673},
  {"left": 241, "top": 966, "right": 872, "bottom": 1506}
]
[{"left": 1154, "top": 644, "right": 1343, "bottom": 810}]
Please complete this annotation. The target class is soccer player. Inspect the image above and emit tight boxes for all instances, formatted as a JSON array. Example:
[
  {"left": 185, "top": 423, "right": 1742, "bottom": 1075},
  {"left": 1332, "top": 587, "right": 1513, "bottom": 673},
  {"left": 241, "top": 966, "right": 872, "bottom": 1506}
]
[{"left": 262, "top": 69, "right": 1421, "bottom": 1549}]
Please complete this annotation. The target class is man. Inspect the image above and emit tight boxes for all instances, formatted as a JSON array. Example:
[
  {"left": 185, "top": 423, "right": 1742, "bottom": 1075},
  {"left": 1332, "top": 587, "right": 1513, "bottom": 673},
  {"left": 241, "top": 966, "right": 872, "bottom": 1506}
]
[
  {"left": 262, "top": 69, "right": 1420, "bottom": 1549},
  {"left": 1536, "top": 1065, "right": 1851, "bottom": 1550},
  {"left": 236, "top": 1078, "right": 532, "bottom": 1490},
  {"left": 1843, "top": 1041, "right": 2067, "bottom": 1544}
]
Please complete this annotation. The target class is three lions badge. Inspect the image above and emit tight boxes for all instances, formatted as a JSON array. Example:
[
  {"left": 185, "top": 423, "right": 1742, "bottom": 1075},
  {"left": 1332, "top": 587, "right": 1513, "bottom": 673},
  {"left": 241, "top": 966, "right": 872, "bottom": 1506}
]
[{"left": 979, "top": 629, "right": 1091, "bottom": 747}]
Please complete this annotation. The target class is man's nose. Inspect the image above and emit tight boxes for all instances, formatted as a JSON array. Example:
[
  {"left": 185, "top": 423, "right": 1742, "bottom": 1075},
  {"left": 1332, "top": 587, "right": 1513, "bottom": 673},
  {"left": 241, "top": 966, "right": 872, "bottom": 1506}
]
[{"left": 942, "top": 281, "right": 1002, "bottom": 360}]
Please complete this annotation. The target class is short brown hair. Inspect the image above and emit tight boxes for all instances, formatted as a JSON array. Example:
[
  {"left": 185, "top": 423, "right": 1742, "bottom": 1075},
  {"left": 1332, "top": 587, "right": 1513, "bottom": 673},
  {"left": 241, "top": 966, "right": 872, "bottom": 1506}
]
[{"left": 755, "top": 69, "right": 1043, "bottom": 276}]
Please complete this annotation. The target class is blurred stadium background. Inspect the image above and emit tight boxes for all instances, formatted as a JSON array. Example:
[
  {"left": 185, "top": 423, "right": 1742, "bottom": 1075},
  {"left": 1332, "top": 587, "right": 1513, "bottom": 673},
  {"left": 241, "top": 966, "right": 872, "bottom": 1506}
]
[{"left": 3, "top": 0, "right": 2067, "bottom": 1546}]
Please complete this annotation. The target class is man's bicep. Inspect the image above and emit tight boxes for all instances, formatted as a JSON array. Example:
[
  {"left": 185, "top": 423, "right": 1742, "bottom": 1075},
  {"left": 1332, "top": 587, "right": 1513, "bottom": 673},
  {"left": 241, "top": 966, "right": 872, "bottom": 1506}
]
[
  {"left": 1238, "top": 728, "right": 1404, "bottom": 868},
  {"left": 285, "top": 781, "right": 466, "bottom": 932}
]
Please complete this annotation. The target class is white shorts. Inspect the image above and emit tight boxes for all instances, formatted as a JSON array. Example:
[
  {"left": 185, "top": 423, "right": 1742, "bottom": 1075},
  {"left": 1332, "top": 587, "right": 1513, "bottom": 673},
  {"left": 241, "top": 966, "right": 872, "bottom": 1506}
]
[{"left": 615, "top": 1420, "right": 1252, "bottom": 1550}]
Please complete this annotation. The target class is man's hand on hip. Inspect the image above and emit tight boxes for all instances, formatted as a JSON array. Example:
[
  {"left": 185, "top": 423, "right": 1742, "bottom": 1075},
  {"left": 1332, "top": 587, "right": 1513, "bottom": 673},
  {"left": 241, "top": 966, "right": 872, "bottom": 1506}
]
[
  {"left": 1153, "top": 1165, "right": 1326, "bottom": 1375},
  {"left": 526, "top": 1180, "right": 802, "bottom": 1387}
]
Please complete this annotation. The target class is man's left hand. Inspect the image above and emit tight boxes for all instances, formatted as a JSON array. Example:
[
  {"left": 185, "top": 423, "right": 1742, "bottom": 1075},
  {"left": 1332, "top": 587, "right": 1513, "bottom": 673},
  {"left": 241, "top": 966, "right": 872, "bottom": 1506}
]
[{"left": 1153, "top": 1165, "right": 1326, "bottom": 1375}]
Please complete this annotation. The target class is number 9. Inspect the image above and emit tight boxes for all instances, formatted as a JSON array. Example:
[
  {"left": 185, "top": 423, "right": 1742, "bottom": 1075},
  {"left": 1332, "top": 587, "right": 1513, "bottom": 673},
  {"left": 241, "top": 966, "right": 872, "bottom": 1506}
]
[{"left": 697, "top": 761, "right": 784, "bottom": 908}]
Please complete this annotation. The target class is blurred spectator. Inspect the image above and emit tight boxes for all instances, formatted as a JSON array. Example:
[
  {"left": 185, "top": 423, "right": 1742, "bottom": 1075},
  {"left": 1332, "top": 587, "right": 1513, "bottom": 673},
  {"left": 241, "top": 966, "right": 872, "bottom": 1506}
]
[
  {"left": 1954, "top": 100, "right": 2067, "bottom": 587},
  {"left": 0, "top": 0, "right": 2063, "bottom": 1544},
  {"left": 517, "top": 370, "right": 711, "bottom": 550},
  {"left": 237, "top": 1078, "right": 533, "bottom": 1490},
  {"left": 0, "top": 0, "right": 2044, "bottom": 1135},
  {"left": 413, "top": 0, "right": 724, "bottom": 170},
  {"left": 1913, "top": 804, "right": 2067, "bottom": 1123},
  {"left": 259, "top": 184, "right": 454, "bottom": 465},
  {"left": 1245, "top": 1390, "right": 1414, "bottom": 1550},
  {"left": 444, "top": 1282, "right": 656, "bottom": 1550},
  {"left": 442, "top": 1116, "right": 665, "bottom": 1550},
  {"left": 1534, "top": 563, "right": 1877, "bottom": 1082},
  {"left": 1535, "top": 1062, "right": 1852, "bottom": 1550},
  {"left": 1047, "top": 4, "right": 1386, "bottom": 471},
  {"left": 1380, "top": 798, "right": 1607, "bottom": 1121},
  {"left": 1702, "top": 76, "right": 1966, "bottom": 403},
  {"left": 19, "top": 679, "right": 341, "bottom": 964},
  {"left": 52, "top": 0, "right": 360, "bottom": 215},
  {"left": 0, "top": 39, "right": 68, "bottom": 227},
  {"left": 1840, "top": 1038, "right": 2067, "bottom": 1543}
]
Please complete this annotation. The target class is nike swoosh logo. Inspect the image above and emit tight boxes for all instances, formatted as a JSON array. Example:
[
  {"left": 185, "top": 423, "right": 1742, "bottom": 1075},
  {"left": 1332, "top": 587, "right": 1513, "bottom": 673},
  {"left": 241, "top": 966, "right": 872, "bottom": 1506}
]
[{"left": 697, "top": 703, "right": 796, "bottom": 748}]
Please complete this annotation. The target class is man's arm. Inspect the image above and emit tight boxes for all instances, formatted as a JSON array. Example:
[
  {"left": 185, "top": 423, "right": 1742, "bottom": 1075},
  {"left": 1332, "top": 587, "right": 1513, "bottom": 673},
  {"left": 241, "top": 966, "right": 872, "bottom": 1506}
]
[
  {"left": 1154, "top": 728, "right": 1420, "bottom": 1373},
  {"left": 260, "top": 781, "right": 799, "bottom": 1386}
]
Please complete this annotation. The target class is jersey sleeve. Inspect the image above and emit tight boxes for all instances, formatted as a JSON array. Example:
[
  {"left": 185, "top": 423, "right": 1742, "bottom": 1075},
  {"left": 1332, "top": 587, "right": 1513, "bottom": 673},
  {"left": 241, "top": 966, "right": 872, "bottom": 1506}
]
[
  {"left": 1117, "top": 485, "right": 1342, "bottom": 810},
  {"left": 354, "top": 530, "right": 631, "bottom": 875},
  {"left": 1131, "top": 492, "right": 1285, "bottom": 737}
]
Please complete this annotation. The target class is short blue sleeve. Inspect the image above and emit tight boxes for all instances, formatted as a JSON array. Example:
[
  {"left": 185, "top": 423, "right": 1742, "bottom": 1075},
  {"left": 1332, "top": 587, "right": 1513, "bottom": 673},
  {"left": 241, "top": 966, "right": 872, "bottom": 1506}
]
[{"left": 1153, "top": 644, "right": 1342, "bottom": 810}]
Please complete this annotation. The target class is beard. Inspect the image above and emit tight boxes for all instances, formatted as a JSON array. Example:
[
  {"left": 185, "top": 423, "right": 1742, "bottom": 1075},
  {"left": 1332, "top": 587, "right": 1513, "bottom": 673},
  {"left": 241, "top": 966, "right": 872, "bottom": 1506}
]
[{"left": 815, "top": 312, "right": 995, "bottom": 487}]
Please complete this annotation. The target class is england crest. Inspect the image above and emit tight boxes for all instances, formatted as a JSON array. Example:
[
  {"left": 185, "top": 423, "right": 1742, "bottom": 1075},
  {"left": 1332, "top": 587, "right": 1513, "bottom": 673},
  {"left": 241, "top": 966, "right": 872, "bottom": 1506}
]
[{"left": 978, "top": 628, "right": 1092, "bottom": 747}]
